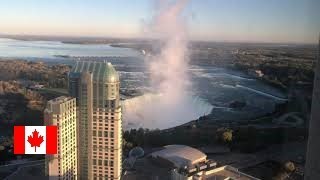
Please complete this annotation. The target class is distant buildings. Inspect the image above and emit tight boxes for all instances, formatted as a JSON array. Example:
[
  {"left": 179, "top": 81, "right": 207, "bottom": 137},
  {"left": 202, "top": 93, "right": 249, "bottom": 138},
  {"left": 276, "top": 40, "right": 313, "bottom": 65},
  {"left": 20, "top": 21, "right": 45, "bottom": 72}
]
[
  {"left": 44, "top": 96, "right": 78, "bottom": 179},
  {"left": 30, "top": 84, "right": 45, "bottom": 89},
  {"left": 248, "top": 69, "right": 264, "bottom": 78},
  {"left": 305, "top": 36, "right": 320, "bottom": 180},
  {"left": 69, "top": 61, "right": 122, "bottom": 180}
]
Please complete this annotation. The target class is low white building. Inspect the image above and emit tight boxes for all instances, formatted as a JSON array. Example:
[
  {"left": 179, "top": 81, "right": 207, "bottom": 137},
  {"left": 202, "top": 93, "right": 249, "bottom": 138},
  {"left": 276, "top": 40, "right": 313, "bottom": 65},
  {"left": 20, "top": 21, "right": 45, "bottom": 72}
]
[
  {"left": 151, "top": 145, "right": 208, "bottom": 168},
  {"left": 150, "top": 145, "right": 259, "bottom": 180}
]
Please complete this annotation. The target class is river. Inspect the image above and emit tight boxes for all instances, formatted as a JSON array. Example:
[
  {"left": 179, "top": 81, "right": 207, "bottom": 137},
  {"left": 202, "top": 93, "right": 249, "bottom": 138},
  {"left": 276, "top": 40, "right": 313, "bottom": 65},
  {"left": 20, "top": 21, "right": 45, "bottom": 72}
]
[{"left": 0, "top": 38, "right": 287, "bottom": 130}]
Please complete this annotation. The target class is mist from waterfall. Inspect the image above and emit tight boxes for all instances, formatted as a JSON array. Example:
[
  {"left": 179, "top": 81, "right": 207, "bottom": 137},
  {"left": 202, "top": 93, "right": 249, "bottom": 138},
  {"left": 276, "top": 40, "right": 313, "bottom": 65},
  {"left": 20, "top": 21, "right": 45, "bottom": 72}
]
[
  {"left": 148, "top": 0, "right": 189, "bottom": 104},
  {"left": 122, "top": 0, "right": 213, "bottom": 130}
]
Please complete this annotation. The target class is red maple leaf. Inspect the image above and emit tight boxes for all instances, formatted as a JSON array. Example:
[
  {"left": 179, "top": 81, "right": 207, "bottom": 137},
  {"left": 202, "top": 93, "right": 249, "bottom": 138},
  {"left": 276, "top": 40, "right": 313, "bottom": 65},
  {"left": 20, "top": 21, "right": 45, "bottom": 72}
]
[{"left": 27, "top": 129, "right": 44, "bottom": 152}]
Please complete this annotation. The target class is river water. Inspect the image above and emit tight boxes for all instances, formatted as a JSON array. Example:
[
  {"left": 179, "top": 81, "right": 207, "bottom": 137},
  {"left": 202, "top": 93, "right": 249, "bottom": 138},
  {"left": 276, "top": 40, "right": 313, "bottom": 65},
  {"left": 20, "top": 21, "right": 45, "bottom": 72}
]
[
  {"left": 0, "top": 38, "right": 141, "bottom": 58},
  {"left": 0, "top": 38, "right": 287, "bottom": 130}
]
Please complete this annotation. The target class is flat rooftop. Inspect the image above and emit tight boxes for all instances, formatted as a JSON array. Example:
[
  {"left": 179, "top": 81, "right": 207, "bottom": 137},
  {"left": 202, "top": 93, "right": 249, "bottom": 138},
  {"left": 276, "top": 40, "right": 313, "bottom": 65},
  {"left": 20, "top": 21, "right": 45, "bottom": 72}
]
[
  {"left": 203, "top": 165, "right": 260, "bottom": 180},
  {"left": 47, "top": 96, "right": 74, "bottom": 104}
]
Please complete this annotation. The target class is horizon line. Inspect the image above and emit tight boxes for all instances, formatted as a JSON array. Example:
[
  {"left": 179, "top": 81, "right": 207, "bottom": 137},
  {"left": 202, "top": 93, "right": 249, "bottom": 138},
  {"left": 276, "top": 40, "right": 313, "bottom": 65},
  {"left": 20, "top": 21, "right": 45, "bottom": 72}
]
[{"left": 0, "top": 33, "right": 318, "bottom": 46}]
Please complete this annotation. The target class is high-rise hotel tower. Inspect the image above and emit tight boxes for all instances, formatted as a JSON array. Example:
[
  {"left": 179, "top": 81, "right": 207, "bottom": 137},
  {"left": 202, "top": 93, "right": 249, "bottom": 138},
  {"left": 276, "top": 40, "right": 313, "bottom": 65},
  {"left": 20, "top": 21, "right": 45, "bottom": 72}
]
[
  {"left": 69, "top": 61, "right": 122, "bottom": 180},
  {"left": 305, "top": 36, "right": 320, "bottom": 180},
  {"left": 44, "top": 96, "right": 78, "bottom": 179}
]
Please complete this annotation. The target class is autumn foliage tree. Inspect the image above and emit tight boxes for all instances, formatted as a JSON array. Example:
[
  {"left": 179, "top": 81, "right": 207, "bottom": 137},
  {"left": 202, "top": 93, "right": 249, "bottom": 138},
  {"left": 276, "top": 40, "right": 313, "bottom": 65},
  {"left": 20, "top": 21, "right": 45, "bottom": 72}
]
[
  {"left": 216, "top": 127, "right": 233, "bottom": 144},
  {"left": 272, "top": 161, "right": 296, "bottom": 180}
]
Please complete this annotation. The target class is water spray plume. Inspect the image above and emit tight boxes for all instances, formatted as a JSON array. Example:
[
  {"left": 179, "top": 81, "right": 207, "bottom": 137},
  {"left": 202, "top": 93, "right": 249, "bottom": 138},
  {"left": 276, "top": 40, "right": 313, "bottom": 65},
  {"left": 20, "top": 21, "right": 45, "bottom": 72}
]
[
  {"left": 123, "top": 0, "right": 213, "bottom": 129},
  {"left": 149, "top": 0, "right": 189, "bottom": 104}
]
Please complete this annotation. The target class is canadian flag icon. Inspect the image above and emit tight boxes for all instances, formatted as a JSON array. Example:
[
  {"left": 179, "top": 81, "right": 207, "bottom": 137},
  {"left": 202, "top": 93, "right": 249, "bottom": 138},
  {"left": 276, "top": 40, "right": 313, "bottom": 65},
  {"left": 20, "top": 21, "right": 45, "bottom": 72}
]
[{"left": 14, "top": 126, "right": 57, "bottom": 154}]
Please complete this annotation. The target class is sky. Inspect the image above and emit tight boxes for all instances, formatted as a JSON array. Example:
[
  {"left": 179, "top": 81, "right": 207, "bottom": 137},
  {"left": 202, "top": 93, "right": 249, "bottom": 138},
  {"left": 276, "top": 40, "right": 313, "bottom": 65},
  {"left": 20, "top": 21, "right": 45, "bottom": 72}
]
[{"left": 0, "top": 0, "right": 319, "bottom": 43}]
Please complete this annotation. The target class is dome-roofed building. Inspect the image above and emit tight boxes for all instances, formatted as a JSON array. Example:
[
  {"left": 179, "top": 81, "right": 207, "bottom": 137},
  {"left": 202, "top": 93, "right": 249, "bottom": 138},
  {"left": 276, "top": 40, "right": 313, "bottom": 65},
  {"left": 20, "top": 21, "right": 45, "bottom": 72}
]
[{"left": 151, "top": 145, "right": 207, "bottom": 168}]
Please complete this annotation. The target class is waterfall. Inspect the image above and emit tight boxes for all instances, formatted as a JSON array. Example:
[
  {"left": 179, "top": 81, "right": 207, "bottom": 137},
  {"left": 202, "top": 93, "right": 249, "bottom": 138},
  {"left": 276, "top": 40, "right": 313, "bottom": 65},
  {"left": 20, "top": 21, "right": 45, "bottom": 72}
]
[{"left": 122, "top": 93, "right": 213, "bottom": 130}]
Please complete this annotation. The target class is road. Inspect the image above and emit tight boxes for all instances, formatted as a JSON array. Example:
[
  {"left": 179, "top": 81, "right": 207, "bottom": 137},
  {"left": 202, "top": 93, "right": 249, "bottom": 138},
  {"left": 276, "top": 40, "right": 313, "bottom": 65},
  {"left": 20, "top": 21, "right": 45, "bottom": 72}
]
[{"left": 0, "top": 159, "right": 44, "bottom": 179}]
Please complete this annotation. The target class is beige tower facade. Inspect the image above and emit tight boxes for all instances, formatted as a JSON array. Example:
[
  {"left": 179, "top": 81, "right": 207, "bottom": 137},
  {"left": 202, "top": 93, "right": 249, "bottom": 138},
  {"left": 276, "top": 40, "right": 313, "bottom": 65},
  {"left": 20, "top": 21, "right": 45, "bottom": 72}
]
[
  {"left": 305, "top": 37, "right": 320, "bottom": 180},
  {"left": 69, "top": 61, "right": 122, "bottom": 180},
  {"left": 44, "top": 96, "right": 78, "bottom": 179}
]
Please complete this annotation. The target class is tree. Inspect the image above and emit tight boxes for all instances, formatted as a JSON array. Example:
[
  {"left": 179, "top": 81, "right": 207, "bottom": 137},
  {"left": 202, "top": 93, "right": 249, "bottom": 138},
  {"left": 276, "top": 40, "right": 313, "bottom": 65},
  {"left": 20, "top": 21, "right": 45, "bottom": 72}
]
[
  {"left": 272, "top": 161, "right": 295, "bottom": 180},
  {"left": 123, "top": 138, "right": 133, "bottom": 151},
  {"left": 284, "top": 161, "right": 295, "bottom": 172},
  {"left": 216, "top": 128, "right": 233, "bottom": 144},
  {"left": 222, "top": 130, "right": 233, "bottom": 143}
]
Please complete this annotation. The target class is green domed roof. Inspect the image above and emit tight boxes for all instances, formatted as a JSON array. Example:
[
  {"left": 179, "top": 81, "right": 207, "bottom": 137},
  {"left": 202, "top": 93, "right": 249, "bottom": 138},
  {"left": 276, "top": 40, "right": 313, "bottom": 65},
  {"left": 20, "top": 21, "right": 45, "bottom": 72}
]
[
  {"left": 105, "top": 62, "right": 119, "bottom": 83},
  {"left": 71, "top": 61, "right": 119, "bottom": 82}
]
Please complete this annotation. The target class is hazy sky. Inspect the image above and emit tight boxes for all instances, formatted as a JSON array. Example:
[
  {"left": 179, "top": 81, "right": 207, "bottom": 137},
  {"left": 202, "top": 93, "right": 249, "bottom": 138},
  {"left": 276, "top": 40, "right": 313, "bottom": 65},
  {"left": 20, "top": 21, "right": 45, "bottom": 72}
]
[{"left": 0, "top": 0, "right": 319, "bottom": 43}]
